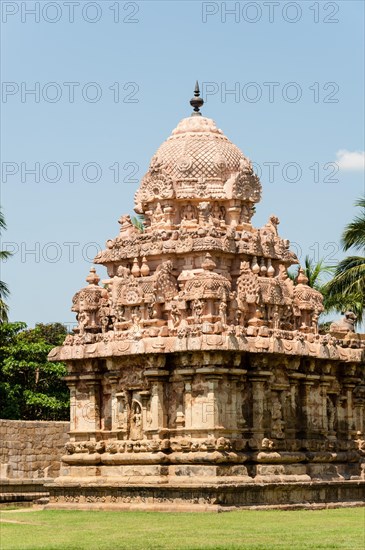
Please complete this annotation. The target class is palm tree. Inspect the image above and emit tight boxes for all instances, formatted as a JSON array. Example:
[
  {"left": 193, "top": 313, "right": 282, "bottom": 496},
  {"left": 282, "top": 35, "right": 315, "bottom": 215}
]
[
  {"left": 288, "top": 256, "right": 333, "bottom": 292},
  {"left": 324, "top": 197, "right": 365, "bottom": 324},
  {"left": 0, "top": 208, "right": 11, "bottom": 322}
]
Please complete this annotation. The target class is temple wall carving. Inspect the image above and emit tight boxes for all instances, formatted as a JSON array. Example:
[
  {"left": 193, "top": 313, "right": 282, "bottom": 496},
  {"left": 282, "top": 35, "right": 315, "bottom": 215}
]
[{"left": 56, "top": 351, "right": 365, "bottom": 485}]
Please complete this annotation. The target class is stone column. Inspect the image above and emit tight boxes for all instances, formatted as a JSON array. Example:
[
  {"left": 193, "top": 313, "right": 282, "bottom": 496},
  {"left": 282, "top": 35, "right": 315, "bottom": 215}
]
[
  {"left": 228, "top": 368, "right": 247, "bottom": 433},
  {"left": 115, "top": 391, "right": 128, "bottom": 437},
  {"left": 64, "top": 375, "right": 78, "bottom": 433},
  {"left": 85, "top": 379, "right": 101, "bottom": 433},
  {"left": 337, "top": 395, "right": 346, "bottom": 439},
  {"left": 140, "top": 390, "right": 151, "bottom": 432},
  {"left": 320, "top": 381, "right": 330, "bottom": 436},
  {"left": 301, "top": 381, "right": 314, "bottom": 439},
  {"left": 344, "top": 383, "right": 356, "bottom": 438},
  {"left": 195, "top": 366, "right": 229, "bottom": 434},
  {"left": 144, "top": 368, "right": 169, "bottom": 436},
  {"left": 271, "top": 384, "right": 288, "bottom": 440},
  {"left": 67, "top": 380, "right": 77, "bottom": 433},
  {"left": 108, "top": 375, "right": 119, "bottom": 432},
  {"left": 249, "top": 370, "right": 271, "bottom": 442},
  {"left": 353, "top": 387, "right": 365, "bottom": 435},
  {"left": 184, "top": 379, "right": 193, "bottom": 430},
  {"left": 320, "top": 371, "right": 337, "bottom": 440},
  {"left": 204, "top": 376, "right": 220, "bottom": 430},
  {"left": 300, "top": 373, "right": 321, "bottom": 439},
  {"left": 340, "top": 364, "right": 357, "bottom": 439},
  {"left": 175, "top": 368, "right": 194, "bottom": 431},
  {"left": 228, "top": 203, "right": 241, "bottom": 226},
  {"left": 354, "top": 400, "right": 365, "bottom": 436},
  {"left": 286, "top": 373, "right": 303, "bottom": 439}
]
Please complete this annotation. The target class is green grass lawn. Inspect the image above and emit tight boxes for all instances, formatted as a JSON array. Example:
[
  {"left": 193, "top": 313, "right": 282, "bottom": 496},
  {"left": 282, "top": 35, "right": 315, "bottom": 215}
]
[{"left": 0, "top": 508, "right": 364, "bottom": 549}]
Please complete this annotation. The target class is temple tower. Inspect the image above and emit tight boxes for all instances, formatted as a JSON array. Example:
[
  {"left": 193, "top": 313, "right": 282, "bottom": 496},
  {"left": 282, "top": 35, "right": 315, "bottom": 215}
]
[{"left": 48, "top": 85, "right": 365, "bottom": 510}]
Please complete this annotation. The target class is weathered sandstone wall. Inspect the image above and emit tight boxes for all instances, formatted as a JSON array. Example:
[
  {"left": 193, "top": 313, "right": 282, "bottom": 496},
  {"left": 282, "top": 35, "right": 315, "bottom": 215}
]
[{"left": 0, "top": 420, "right": 69, "bottom": 479}]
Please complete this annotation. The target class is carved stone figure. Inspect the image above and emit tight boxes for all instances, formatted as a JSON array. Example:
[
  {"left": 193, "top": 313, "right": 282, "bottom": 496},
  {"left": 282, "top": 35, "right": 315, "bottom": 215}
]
[
  {"left": 77, "top": 311, "right": 89, "bottom": 334},
  {"left": 330, "top": 311, "right": 357, "bottom": 335},
  {"left": 181, "top": 203, "right": 198, "bottom": 223},
  {"left": 219, "top": 301, "right": 227, "bottom": 326},
  {"left": 192, "top": 299, "right": 204, "bottom": 323},
  {"left": 155, "top": 260, "right": 177, "bottom": 302},
  {"left": 271, "top": 395, "right": 284, "bottom": 438},
  {"left": 130, "top": 401, "right": 143, "bottom": 440},
  {"left": 170, "top": 302, "right": 181, "bottom": 328}
]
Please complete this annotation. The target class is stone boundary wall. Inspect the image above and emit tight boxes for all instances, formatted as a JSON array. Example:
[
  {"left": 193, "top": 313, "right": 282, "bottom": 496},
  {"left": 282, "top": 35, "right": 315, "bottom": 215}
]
[{"left": 0, "top": 420, "right": 69, "bottom": 479}]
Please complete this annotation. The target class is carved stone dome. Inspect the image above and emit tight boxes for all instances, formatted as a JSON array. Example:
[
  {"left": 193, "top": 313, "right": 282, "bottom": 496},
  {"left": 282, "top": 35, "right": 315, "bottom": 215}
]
[
  {"left": 135, "top": 114, "right": 261, "bottom": 211},
  {"left": 151, "top": 116, "right": 250, "bottom": 181}
]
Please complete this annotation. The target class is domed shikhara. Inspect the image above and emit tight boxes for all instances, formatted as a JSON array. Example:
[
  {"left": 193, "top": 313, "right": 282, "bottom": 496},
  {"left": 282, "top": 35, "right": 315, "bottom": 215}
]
[
  {"left": 58, "top": 85, "right": 364, "bottom": 352},
  {"left": 135, "top": 115, "right": 261, "bottom": 212}
]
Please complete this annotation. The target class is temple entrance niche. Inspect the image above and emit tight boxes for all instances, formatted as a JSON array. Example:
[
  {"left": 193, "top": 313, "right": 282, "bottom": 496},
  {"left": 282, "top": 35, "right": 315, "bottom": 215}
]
[
  {"left": 130, "top": 397, "right": 143, "bottom": 440},
  {"left": 115, "top": 390, "right": 150, "bottom": 440}
]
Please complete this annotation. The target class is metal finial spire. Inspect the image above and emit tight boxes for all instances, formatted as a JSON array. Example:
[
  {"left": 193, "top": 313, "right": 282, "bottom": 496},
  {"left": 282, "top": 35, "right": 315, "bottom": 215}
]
[{"left": 190, "top": 81, "right": 204, "bottom": 116}]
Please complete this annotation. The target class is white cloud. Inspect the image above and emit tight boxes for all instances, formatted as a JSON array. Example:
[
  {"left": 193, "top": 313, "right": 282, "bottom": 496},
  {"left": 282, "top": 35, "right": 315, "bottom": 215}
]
[{"left": 335, "top": 149, "right": 365, "bottom": 171}]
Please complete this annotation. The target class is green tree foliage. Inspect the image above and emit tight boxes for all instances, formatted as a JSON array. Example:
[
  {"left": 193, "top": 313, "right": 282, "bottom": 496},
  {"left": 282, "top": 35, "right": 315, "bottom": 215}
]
[
  {"left": 324, "top": 197, "right": 365, "bottom": 324},
  {"left": 131, "top": 214, "right": 145, "bottom": 232},
  {"left": 0, "top": 322, "right": 69, "bottom": 420},
  {"left": 288, "top": 256, "right": 333, "bottom": 292}
]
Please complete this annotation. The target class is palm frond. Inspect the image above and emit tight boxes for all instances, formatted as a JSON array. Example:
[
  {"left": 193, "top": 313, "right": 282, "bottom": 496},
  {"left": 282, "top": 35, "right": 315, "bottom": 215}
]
[
  {"left": 323, "top": 254, "right": 365, "bottom": 323},
  {"left": 305, "top": 257, "right": 333, "bottom": 290},
  {"left": 354, "top": 197, "right": 365, "bottom": 209},
  {"left": 325, "top": 256, "right": 365, "bottom": 296},
  {"left": 0, "top": 250, "right": 11, "bottom": 261},
  {"left": 341, "top": 196, "right": 365, "bottom": 251},
  {"left": 0, "top": 280, "right": 9, "bottom": 299},
  {"left": 0, "top": 208, "right": 7, "bottom": 233}
]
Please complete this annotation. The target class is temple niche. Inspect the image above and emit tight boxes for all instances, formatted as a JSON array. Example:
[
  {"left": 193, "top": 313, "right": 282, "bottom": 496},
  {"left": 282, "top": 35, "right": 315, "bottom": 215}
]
[{"left": 47, "top": 84, "right": 365, "bottom": 510}]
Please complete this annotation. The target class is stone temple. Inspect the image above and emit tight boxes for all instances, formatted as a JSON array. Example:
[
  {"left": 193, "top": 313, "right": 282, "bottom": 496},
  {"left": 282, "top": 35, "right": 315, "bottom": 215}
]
[{"left": 48, "top": 84, "right": 365, "bottom": 510}]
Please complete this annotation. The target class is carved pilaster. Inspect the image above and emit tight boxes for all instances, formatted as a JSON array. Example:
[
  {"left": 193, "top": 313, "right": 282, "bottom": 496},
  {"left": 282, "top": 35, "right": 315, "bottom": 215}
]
[
  {"left": 229, "top": 368, "right": 247, "bottom": 432},
  {"left": 85, "top": 379, "right": 101, "bottom": 433},
  {"left": 249, "top": 370, "right": 271, "bottom": 441},
  {"left": 301, "top": 381, "right": 314, "bottom": 438},
  {"left": 195, "top": 366, "right": 230, "bottom": 433},
  {"left": 271, "top": 384, "right": 288, "bottom": 440},
  {"left": 115, "top": 391, "right": 128, "bottom": 437},
  {"left": 176, "top": 368, "right": 195, "bottom": 431},
  {"left": 343, "top": 382, "right": 356, "bottom": 438},
  {"left": 140, "top": 390, "right": 152, "bottom": 432},
  {"left": 144, "top": 369, "right": 169, "bottom": 435},
  {"left": 353, "top": 385, "right": 365, "bottom": 435},
  {"left": 69, "top": 384, "right": 77, "bottom": 432},
  {"left": 286, "top": 373, "right": 303, "bottom": 438},
  {"left": 103, "top": 373, "right": 118, "bottom": 432},
  {"left": 64, "top": 375, "right": 78, "bottom": 433}
]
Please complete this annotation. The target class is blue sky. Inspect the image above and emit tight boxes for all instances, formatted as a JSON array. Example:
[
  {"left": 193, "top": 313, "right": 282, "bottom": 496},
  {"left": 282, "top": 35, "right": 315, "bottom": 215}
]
[{"left": 1, "top": 0, "right": 364, "bottom": 328}]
